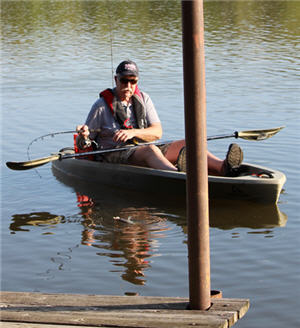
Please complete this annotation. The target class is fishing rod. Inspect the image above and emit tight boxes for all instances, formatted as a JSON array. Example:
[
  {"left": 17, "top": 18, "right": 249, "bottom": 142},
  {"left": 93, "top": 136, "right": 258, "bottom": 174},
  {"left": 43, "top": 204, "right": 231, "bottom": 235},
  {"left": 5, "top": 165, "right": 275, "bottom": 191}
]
[{"left": 26, "top": 129, "right": 102, "bottom": 161}]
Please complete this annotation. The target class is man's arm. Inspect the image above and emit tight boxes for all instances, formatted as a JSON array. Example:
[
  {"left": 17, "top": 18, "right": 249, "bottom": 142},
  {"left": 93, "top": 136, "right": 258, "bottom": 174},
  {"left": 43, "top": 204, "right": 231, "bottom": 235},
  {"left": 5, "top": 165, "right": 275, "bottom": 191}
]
[{"left": 113, "top": 122, "right": 162, "bottom": 143}]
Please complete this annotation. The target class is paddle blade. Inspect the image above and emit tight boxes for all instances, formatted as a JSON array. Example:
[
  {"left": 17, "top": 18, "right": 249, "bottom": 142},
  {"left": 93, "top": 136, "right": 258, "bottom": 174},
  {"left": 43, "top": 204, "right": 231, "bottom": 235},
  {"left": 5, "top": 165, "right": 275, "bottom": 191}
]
[
  {"left": 6, "top": 154, "right": 60, "bottom": 171},
  {"left": 238, "top": 126, "right": 285, "bottom": 141}
]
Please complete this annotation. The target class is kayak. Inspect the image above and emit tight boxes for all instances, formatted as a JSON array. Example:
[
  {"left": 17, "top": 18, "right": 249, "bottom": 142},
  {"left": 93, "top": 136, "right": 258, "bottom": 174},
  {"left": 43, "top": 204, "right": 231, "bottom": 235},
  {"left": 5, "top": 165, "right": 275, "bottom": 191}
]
[{"left": 52, "top": 148, "right": 286, "bottom": 204}]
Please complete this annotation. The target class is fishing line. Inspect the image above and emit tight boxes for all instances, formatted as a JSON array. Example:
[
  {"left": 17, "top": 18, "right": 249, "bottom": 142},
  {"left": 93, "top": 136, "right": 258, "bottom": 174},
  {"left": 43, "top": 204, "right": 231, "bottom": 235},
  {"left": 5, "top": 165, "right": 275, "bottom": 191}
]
[
  {"left": 27, "top": 130, "right": 76, "bottom": 163},
  {"left": 26, "top": 129, "right": 95, "bottom": 178},
  {"left": 26, "top": 130, "right": 77, "bottom": 178},
  {"left": 107, "top": 0, "right": 114, "bottom": 87},
  {"left": 109, "top": 23, "right": 114, "bottom": 88},
  {"left": 26, "top": 128, "right": 103, "bottom": 164}
]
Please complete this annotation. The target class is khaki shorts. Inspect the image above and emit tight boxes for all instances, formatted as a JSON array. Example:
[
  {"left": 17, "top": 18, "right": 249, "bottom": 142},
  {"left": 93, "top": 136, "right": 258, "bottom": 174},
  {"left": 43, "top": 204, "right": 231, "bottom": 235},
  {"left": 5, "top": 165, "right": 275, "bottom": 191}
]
[{"left": 100, "top": 143, "right": 170, "bottom": 164}]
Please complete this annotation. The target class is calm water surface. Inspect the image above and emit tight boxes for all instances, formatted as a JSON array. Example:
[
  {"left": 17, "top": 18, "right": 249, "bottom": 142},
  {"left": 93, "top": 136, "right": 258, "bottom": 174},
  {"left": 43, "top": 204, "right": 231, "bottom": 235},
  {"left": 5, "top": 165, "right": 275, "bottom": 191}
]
[{"left": 1, "top": 1, "right": 300, "bottom": 327}]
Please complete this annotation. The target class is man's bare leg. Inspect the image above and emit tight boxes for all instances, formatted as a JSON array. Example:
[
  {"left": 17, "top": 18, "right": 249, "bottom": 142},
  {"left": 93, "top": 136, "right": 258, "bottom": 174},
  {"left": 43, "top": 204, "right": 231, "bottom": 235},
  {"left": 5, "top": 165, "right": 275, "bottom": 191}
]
[
  {"left": 129, "top": 144, "right": 177, "bottom": 171},
  {"left": 164, "top": 140, "right": 185, "bottom": 164},
  {"left": 207, "top": 152, "right": 224, "bottom": 176},
  {"left": 129, "top": 140, "right": 230, "bottom": 175},
  {"left": 164, "top": 139, "right": 224, "bottom": 175}
]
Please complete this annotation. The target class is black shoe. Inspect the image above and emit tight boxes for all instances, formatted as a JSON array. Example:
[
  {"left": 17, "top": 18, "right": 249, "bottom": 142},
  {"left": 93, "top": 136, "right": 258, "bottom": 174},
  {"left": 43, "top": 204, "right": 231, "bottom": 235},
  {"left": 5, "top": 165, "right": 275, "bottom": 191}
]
[
  {"left": 224, "top": 143, "right": 243, "bottom": 177},
  {"left": 177, "top": 146, "right": 186, "bottom": 172}
]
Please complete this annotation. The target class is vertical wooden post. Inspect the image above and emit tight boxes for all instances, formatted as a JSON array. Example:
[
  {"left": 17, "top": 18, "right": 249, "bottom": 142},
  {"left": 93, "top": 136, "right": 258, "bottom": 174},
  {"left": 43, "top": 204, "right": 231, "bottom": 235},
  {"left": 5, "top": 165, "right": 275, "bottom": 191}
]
[{"left": 181, "top": 0, "right": 211, "bottom": 310}]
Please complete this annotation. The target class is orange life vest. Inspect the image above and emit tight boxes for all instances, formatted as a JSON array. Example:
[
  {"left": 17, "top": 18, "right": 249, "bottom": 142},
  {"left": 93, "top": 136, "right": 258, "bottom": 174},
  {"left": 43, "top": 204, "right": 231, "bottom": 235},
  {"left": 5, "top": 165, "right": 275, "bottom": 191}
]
[{"left": 99, "top": 87, "right": 146, "bottom": 129}]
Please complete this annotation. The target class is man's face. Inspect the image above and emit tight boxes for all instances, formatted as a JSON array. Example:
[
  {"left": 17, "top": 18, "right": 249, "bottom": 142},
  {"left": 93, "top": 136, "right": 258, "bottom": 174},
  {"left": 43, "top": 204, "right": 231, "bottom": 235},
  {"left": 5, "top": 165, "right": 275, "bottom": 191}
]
[{"left": 115, "top": 75, "right": 138, "bottom": 101}]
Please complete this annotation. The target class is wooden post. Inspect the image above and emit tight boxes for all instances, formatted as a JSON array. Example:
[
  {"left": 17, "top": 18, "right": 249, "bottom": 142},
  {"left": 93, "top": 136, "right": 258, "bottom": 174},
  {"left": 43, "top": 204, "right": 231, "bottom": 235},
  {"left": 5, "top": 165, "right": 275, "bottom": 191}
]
[{"left": 181, "top": 0, "right": 211, "bottom": 310}]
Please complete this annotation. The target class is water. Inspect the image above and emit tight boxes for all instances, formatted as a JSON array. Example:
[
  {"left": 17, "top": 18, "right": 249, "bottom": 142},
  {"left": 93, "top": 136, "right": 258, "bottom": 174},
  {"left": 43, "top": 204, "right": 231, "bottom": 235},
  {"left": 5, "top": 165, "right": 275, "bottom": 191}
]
[{"left": 1, "top": 1, "right": 300, "bottom": 327}]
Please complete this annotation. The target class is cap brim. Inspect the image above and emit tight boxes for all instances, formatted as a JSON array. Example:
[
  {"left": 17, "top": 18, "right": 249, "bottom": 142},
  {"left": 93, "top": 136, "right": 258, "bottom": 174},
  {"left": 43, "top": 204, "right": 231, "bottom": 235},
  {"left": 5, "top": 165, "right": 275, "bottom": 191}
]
[{"left": 118, "top": 71, "right": 139, "bottom": 77}]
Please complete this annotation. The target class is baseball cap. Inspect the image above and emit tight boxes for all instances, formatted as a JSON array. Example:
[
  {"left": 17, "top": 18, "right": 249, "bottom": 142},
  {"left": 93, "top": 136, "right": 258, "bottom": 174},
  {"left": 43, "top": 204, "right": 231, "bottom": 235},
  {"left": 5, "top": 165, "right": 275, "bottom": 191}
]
[{"left": 116, "top": 60, "right": 139, "bottom": 77}]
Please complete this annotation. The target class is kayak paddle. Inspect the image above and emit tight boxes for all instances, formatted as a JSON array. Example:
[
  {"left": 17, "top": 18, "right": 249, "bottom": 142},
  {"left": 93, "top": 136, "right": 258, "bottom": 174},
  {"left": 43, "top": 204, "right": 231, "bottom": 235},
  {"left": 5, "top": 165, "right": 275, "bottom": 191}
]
[
  {"left": 6, "top": 126, "right": 284, "bottom": 171},
  {"left": 207, "top": 126, "right": 285, "bottom": 141}
]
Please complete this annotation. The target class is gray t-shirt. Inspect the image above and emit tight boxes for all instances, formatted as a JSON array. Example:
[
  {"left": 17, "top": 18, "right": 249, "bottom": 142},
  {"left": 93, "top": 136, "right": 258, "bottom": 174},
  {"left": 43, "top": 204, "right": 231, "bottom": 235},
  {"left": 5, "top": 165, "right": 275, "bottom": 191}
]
[{"left": 85, "top": 91, "right": 160, "bottom": 149}]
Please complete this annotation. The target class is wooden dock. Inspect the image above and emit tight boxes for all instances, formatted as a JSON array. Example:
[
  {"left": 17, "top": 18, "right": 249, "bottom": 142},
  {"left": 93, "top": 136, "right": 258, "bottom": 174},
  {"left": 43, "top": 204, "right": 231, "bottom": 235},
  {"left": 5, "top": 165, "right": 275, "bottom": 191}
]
[{"left": 0, "top": 291, "right": 249, "bottom": 327}]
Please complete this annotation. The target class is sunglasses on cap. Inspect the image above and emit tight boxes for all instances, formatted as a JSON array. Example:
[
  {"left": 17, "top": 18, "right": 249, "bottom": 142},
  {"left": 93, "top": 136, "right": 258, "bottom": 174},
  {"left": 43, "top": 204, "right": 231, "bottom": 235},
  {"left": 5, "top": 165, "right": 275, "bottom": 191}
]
[{"left": 119, "top": 77, "right": 138, "bottom": 85}]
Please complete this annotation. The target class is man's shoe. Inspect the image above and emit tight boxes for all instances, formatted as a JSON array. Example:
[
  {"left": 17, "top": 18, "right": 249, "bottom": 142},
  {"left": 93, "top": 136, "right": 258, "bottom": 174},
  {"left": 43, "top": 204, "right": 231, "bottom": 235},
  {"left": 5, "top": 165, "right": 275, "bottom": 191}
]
[
  {"left": 224, "top": 143, "right": 243, "bottom": 177},
  {"left": 177, "top": 146, "right": 186, "bottom": 172}
]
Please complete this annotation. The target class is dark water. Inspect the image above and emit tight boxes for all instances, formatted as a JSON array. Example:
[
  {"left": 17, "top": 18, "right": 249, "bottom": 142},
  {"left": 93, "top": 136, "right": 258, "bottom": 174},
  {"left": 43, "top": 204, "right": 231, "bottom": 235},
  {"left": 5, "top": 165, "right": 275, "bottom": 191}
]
[{"left": 1, "top": 1, "right": 300, "bottom": 327}]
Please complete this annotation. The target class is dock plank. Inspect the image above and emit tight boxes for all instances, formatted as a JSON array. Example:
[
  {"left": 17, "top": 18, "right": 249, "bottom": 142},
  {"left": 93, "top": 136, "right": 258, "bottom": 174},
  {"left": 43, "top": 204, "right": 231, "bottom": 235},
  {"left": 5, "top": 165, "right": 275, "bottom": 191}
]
[
  {"left": 1, "top": 323, "right": 111, "bottom": 328},
  {"left": 1, "top": 291, "right": 249, "bottom": 328}
]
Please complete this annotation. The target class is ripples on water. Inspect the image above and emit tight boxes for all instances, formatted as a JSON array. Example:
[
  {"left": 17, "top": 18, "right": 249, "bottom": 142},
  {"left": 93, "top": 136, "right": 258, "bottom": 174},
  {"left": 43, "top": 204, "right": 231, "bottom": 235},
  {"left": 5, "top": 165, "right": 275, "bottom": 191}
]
[{"left": 1, "top": 1, "right": 300, "bottom": 327}]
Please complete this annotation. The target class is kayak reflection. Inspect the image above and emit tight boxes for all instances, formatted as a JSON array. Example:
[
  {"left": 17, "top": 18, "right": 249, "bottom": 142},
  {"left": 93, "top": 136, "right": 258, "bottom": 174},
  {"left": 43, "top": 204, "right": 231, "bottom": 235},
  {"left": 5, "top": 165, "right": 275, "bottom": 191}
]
[
  {"left": 53, "top": 165, "right": 287, "bottom": 231},
  {"left": 8, "top": 169, "right": 285, "bottom": 286},
  {"left": 209, "top": 199, "right": 287, "bottom": 230}
]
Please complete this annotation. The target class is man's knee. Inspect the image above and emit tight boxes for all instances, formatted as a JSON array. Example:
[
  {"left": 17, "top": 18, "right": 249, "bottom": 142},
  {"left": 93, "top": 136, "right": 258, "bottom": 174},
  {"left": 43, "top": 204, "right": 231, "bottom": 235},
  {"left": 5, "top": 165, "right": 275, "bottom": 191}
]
[
  {"left": 141, "top": 144, "right": 161, "bottom": 158},
  {"left": 134, "top": 145, "right": 162, "bottom": 161}
]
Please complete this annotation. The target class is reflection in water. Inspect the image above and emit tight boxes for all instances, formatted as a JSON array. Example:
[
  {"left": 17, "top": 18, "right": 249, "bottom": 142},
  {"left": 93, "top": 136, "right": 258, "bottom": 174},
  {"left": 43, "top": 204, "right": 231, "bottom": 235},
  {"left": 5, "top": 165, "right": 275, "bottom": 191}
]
[
  {"left": 9, "top": 212, "right": 64, "bottom": 233},
  {"left": 8, "top": 175, "right": 287, "bottom": 285},
  {"left": 51, "top": 168, "right": 289, "bottom": 284},
  {"left": 78, "top": 198, "right": 170, "bottom": 285},
  {"left": 165, "top": 199, "right": 287, "bottom": 240},
  {"left": 75, "top": 189, "right": 287, "bottom": 284},
  {"left": 209, "top": 199, "right": 287, "bottom": 230}
]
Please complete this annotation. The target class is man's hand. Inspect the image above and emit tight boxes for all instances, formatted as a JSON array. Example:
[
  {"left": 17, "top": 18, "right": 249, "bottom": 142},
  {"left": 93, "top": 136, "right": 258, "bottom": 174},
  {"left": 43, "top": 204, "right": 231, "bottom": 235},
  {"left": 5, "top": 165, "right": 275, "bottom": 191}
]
[
  {"left": 113, "top": 129, "right": 136, "bottom": 143},
  {"left": 76, "top": 124, "right": 90, "bottom": 139}
]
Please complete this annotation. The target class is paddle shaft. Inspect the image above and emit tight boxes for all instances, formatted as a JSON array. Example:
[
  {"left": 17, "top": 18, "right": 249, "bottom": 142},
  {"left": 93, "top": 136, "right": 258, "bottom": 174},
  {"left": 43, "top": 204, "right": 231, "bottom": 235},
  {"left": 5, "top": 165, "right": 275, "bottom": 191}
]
[
  {"left": 207, "top": 132, "right": 237, "bottom": 141},
  {"left": 65, "top": 132, "right": 237, "bottom": 159},
  {"left": 62, "top": 140, "right": 171, "bottom": 159},
  {"left": 55, "top": 129, "right": 275, "bottom": 159},
  {"left": 6, "top": 126, "right": 284, "bottom": 170},
  {"left": 6, "top": 140, "right": 171, "bottom": 170}
]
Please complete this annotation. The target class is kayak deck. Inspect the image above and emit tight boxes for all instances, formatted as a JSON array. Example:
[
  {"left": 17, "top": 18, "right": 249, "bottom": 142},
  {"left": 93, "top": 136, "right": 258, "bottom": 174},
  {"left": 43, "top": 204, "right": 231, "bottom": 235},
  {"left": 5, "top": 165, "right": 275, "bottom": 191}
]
[{"left": 52, "top": 148, "right": 286, "bottom": 204}]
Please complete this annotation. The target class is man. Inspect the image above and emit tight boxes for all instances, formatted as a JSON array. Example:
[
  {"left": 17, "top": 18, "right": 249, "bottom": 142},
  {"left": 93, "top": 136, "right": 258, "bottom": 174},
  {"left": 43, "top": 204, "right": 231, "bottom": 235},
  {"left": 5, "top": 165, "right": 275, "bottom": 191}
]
[{"left": 76, "top": 60, "right": 243, "bottom": 175}]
